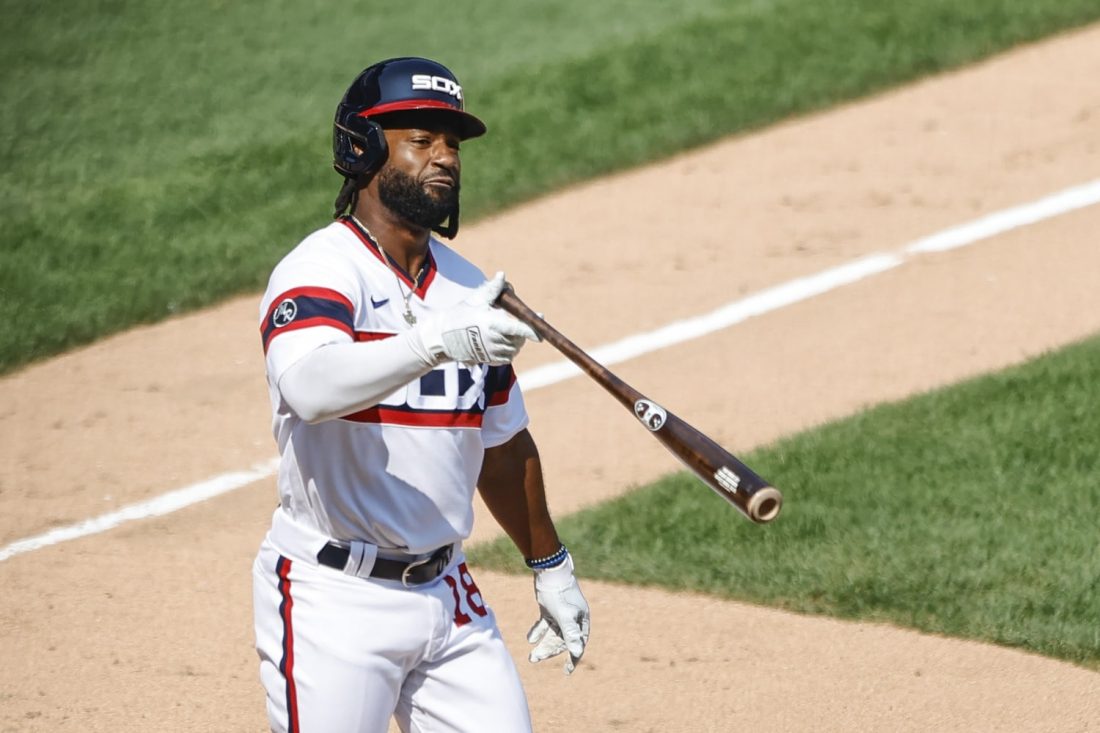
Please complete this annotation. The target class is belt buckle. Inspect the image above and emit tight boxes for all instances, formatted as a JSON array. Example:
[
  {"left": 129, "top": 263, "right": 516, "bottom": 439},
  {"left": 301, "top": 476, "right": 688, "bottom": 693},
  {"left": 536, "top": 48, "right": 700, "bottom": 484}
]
[
  {"left": 401, "top": 554, "right": 434, "bottom": 588},
  {"left": 400, "top": 546, "right": 452, "bottom": 588}
]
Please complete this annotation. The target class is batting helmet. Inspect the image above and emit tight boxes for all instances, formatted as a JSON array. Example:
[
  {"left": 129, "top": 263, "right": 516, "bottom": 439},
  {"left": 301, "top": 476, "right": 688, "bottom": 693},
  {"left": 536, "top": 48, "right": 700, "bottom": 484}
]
[{"left": 332, "top": 57, "right": 487, "bottom": 179}]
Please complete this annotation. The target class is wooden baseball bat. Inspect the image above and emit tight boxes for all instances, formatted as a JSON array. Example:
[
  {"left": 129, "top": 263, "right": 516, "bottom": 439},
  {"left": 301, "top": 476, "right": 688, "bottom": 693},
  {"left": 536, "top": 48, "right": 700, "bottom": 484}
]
[{"left": 496, "top": 286, "right": 783, "bottom": 524}]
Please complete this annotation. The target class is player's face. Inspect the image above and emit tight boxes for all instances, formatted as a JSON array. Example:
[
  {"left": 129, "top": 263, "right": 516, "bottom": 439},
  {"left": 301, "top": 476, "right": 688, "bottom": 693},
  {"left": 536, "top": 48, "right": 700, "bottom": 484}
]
[{"left": 376, "top": 118, "right": 462, "bottom": 230}]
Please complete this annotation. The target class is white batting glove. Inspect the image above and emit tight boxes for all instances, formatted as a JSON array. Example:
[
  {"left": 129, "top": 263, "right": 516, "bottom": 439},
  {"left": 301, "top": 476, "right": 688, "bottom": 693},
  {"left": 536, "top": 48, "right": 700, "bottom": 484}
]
[
  {"left": 527, "top": 553, "right": 590, "bottom": 675},
  {"left": 416, "top": 272, "right": 539, "bottom": 366}
]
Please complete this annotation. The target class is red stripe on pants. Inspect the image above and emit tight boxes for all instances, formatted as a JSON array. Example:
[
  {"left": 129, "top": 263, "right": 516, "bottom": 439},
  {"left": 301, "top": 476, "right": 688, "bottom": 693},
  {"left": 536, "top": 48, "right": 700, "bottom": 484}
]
[{"left": 276, "top": 557, "right": 300, "bottom": 733}]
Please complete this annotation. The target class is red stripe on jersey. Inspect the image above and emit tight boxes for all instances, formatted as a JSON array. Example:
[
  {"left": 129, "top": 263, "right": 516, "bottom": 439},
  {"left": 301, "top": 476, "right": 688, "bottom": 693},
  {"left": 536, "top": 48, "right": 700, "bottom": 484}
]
[
  {"left": 263, "top": 318, "right": 355, "bottom": 354},
  {"left": 339, "top": 217, "right": 437, "bottom": 296},
  {"left": 276, "top": 557, "right": 300, "bottom": 733},
  {"left": 341, "top": 406, "right": 484, "bottom": 428},
  {"left": 263, "top": 286, "right": 354, "bottom": 324},
  {"left": 355, "top": 331, "right": 398, "bottom": 342}
]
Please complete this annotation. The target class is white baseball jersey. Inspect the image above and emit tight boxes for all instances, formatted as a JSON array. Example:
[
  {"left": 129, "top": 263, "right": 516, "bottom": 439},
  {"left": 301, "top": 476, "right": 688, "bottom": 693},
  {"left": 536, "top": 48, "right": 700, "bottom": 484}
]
[{"left": 258, "top": 216, "right": 528, "bottom": 553}]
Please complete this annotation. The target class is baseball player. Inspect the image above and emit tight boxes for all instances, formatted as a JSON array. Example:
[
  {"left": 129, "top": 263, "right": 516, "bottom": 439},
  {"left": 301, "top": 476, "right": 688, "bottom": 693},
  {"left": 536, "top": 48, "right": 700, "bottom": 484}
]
[{"left": 251, "top": 57, "right": 590, "bottom": 733}]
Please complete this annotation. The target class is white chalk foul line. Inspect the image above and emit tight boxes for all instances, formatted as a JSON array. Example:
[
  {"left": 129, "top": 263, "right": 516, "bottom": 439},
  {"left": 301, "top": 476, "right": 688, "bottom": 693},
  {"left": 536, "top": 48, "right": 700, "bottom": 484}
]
[
  {"left": 517, "top": 253, "right": 906, "bottom": 390},
  {"left": 3, "top": 177, "right": 1100, "bottom": 563},
  {"left": 905, "top": 178, "right": 1100, "bottom": 254},
  {"left": 525, "top": 177, "right": 1100, "bottom": 391},
  {"left": 0, "top": 458, "right": 280, "bottom": 562}
]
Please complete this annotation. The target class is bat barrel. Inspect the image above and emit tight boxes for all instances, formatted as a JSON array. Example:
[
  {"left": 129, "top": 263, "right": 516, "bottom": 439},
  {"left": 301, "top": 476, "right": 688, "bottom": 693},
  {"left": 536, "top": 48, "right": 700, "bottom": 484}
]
[{"left": 746, "top": 487, "right": 783, "bottom": 523}]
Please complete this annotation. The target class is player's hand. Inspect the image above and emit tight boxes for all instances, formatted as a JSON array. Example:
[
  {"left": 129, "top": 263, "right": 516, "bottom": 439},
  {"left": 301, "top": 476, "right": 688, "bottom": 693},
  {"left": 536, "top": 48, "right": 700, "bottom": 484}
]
[
  {"left": 527, "top": 553, "right": 590, "bottom": 675},
  {"left": 417, "top": 272, "right": 540, "bottom": 366}
]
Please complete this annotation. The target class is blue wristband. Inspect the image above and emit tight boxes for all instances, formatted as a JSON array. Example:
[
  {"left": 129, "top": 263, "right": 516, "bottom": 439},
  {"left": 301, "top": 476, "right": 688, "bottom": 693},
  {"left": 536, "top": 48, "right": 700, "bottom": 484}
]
[{"left": 525, "top": 544, "right": 568, "bottom": 570}]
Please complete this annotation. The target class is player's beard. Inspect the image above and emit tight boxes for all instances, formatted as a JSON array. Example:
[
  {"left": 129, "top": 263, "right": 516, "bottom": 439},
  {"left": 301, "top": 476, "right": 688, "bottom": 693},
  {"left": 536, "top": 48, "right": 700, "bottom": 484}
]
[{"left": 377, "top": 166, "right": 459, "bottom": 230}]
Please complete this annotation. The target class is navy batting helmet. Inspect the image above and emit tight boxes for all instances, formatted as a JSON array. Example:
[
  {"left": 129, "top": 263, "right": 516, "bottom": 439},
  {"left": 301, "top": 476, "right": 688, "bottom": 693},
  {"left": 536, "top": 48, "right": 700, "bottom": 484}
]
[{"left": 333, "top": 57, "right": 486, "bottom": 179}]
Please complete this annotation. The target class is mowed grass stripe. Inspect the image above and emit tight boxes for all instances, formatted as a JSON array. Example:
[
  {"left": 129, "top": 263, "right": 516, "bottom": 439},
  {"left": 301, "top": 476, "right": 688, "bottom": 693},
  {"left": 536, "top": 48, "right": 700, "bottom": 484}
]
[
  {"left": 5, "top": 1, "right": 1100, "bottom": 373},
  {"left": 470, "top": 334, "right": 1100, "bottom": 669}
]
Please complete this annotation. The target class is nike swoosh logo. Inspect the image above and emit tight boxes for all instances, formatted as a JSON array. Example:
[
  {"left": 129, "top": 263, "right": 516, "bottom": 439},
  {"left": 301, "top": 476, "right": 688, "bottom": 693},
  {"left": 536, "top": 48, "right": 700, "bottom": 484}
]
[{"left": 370, "top": 296, "right": 390, "bottom": 308}]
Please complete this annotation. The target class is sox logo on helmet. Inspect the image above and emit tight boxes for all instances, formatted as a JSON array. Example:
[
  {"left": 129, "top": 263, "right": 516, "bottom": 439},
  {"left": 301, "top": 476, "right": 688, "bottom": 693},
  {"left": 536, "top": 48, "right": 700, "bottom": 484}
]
[{"left": 411, "top": 74, "right": 463, "bottom": 100}]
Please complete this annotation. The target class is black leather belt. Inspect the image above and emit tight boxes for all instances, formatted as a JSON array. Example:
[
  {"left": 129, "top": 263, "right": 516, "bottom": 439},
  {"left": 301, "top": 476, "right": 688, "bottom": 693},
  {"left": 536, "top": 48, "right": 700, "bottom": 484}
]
[{"left": 316, "top": 542, "right": 453, "bottom": 586}]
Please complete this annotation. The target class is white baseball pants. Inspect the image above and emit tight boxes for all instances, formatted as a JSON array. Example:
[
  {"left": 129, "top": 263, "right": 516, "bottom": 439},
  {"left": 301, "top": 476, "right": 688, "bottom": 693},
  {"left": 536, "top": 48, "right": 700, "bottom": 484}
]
[{"left": 252, "top": 512, "right": 532, "bottom": 733}]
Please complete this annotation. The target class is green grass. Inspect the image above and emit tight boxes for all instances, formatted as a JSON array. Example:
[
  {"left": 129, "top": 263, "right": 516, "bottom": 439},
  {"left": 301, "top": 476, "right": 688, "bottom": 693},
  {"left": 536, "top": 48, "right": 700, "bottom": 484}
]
[
  {"left": 3, "top": 1, "right": 1100, "bottom": 373},
  {"left": 470, "top": 335, "right": 1100, "bottom": 668}
]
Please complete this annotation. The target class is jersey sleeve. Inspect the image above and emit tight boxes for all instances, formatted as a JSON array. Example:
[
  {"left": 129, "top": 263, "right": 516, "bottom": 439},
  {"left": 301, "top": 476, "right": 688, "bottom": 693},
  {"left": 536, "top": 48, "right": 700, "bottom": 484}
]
[
  {"left": 480, "top": 365, "right": 529, "bottom": 448},
  {"left": 259, "top": 255, "right": 360, "bottom": 385}
]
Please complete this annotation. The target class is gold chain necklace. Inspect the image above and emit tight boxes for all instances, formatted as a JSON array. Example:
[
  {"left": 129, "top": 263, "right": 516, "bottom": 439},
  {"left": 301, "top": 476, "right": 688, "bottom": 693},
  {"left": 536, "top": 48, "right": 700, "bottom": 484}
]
[{"left": 353, "top": 216, "right": 426, "bottom": 325}]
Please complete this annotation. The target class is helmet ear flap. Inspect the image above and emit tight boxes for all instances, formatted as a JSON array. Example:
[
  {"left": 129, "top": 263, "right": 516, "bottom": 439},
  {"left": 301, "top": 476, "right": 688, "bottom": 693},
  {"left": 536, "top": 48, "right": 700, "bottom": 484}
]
[{"left": 333, "top": 114, "right": 387, "bottom": 178}]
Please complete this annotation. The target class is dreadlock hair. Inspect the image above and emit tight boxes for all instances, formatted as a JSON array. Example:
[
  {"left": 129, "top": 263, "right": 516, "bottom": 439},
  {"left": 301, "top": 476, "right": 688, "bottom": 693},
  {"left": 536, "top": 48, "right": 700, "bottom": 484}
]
[{"left": 333, "top": 176, "right": 360, "bottom": 219}]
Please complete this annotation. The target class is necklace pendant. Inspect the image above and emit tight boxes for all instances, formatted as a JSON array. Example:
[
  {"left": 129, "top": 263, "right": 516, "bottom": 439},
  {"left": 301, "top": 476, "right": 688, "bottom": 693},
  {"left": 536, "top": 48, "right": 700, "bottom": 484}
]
[{"left": 404, "top": 311, "right": 417, "bottom": 326}]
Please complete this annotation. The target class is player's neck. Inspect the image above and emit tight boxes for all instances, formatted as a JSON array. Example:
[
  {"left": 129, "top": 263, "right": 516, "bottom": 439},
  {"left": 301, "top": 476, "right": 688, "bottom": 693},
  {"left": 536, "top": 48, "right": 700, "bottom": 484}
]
[{"left": 352, "top": 206, "right": 431, "bottom": 276}]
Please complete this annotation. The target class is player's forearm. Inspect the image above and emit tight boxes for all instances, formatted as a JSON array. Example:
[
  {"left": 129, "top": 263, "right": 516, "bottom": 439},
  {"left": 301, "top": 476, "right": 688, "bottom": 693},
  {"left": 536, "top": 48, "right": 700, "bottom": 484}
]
[
  {"left": 478, "top": 429, "right": 561, "bottom": 560},
  {"left": 278, "top": 333, "right": 436, "bottom": 423}
]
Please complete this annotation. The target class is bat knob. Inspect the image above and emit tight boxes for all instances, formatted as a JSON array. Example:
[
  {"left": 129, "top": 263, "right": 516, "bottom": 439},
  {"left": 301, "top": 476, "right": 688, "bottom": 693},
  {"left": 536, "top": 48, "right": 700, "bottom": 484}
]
[{"left": 747, "top": 487, "right": 783, "bottom": 523}]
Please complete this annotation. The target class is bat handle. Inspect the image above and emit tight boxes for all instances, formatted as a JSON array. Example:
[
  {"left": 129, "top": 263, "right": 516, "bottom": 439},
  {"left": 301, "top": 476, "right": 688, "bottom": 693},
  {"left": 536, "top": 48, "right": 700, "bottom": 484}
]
[
  {"left": 496, "top": 285, "right": 643, "bottom": 410},
  {"left": 497, "top": 286, "right": 544, "bottom": 335}
]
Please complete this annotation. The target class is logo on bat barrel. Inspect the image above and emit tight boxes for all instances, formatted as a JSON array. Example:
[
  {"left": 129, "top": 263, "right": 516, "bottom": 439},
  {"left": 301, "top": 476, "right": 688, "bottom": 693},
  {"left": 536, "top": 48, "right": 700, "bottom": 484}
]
[
  {"left": 714, "top": 466, "right": 742, "bottom": 495},
  {"left": 634, "top": 399, "right": 667, "bottom": 431}
]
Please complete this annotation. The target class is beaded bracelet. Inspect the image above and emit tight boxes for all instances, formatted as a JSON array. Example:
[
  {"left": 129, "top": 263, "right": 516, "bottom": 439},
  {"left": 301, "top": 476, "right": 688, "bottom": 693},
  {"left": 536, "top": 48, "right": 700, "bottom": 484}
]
[{"left": 525, "top": 543, "right": 569, "bottom": 570}]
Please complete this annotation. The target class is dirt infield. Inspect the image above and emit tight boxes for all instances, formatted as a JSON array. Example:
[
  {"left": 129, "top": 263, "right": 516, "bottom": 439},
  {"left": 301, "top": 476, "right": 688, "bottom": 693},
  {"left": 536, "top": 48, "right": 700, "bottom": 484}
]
[{"left": 4, "top": 22, "right": 1100, "bottom": 732}]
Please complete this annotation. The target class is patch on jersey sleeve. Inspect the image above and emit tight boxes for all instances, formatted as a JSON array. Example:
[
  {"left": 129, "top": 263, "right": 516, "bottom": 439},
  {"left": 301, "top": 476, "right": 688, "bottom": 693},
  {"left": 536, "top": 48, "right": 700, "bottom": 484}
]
[
  {"left": 261, "top": 287, "right": 356, "bottom": 353},
  {"left": 483, "top": 365, "right": 517, "bottom": 407},
  {"left": 272, "top": 299, "right": 298, "bottom": 327}
]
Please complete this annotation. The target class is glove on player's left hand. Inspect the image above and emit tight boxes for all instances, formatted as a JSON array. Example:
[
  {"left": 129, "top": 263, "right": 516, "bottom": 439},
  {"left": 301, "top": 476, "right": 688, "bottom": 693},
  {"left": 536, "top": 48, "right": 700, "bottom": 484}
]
[{"left": 528, "top": 553, "right": 590, "bottom": 675}]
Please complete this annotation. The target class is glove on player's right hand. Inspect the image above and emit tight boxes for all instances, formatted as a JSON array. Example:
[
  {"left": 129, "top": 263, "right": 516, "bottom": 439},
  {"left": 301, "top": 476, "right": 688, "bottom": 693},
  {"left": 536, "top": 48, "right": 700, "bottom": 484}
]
[{"left": 417, "top": 272, "right": 539, "bottom": 366}]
